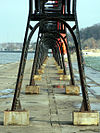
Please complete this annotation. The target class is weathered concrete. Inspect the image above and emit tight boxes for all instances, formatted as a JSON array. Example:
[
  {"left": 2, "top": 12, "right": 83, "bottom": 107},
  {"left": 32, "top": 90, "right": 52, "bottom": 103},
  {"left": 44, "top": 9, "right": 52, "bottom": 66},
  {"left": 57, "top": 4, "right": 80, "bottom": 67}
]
[
  {"left": 0, "top": 57, "right": 99, "bottom": 132},
  {"left": 57, "top": 66, "right": 60, "bottom": 69},
  {"left": 42, "top": 63, "right": 46, "bottom": 67},
  {"left": 4, "top": 110, "right": 29, "bottom": 126},
  {"left": 41, "top": 66, "right": 45, "bottom": 70},
  {"left": 58, "top": 69, "right": 64, "bottom": 74},
  {"left": 34, "top": 75, "right": 42, "bottom": 81},
  {"left": 73, "top": 111, "right": 99, "bottom": 126},
  {"left": 25, "top": 85, "right": 39, "bottom": 94},
  {"left": 60, "top": 75, "right": 70, "bottom": 81},
  {"left": 38, "top": 69, "right": 44, "bottom": 74},
  {"left": 65, "top": 85, "right": 80, "bottom": 95}
]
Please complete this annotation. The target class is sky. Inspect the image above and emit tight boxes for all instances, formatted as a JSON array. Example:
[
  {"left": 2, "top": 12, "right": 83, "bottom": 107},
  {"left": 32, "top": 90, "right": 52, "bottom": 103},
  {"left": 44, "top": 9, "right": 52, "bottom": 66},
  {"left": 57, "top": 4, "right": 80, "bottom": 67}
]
[{"left": 0, "top": 0, "right": 100, "bottom": 43}]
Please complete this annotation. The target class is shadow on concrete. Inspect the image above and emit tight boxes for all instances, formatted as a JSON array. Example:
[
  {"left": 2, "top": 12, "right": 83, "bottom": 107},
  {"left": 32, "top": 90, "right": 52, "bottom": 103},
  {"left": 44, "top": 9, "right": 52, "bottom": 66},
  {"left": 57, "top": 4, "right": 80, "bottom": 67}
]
[
  {"left": 30, "top": 119, "right": 73, "bottom": 126},
  {"left": 59, "top": 121, "right": 73, "bottom": 125},
  {"left": 0, "top": 121, "right": 3, "bottom": 125}
]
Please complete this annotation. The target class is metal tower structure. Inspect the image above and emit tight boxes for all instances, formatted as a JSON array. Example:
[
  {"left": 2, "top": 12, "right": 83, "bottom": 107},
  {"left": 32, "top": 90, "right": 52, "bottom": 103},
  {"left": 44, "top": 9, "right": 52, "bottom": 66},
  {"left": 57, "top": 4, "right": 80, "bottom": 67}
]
[{"left": 11, "top": 0, "right": 91, "bottom": 112}]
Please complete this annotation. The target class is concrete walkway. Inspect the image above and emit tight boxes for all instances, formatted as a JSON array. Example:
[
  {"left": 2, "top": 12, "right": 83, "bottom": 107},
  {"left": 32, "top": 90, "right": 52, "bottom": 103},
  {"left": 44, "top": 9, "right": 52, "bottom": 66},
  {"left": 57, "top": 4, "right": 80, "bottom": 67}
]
[{"left": 0, "top": 57, "right": 100, "bottom": 133}]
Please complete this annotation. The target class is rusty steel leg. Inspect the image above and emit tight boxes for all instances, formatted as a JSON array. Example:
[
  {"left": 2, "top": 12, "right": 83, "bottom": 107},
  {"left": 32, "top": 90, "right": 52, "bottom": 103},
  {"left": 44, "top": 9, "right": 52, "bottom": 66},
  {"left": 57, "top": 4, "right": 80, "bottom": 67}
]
[
  {"left": 53, "top": 48, "right": 59, "bottom": 65},
  {"left": 56, "top": 46, "right": 63, "bottom": 69},
  {"left": 56, "top": 49, "right": 60, "bottom": 66},
  {"left": 52, "top": 45, "right": 60, "bottom": 68},
  {"left": 75, "top": 16, "right": 91, "bottom": 111},
  {"left": 42, "top": 53, "right": 47, "bottom": 65},
  {"left": 57, "top": 47, "right": 62, "bottom": 68},
  {"left": 75, "top": 46, "right": 90, "bottom": 111},
  {"left": 11, "top": 17, "right": 30, "bottom": 111},
  {"left": 38, "top": 46, "right": 43, "bottom": 69},
  {"left": 53, "top": 48, "right": 58, "bottom": 64},
  {"left": 56, "top": 47, "right": 60, "bottom": 66},
  {"left": 38, "top": 49, "right": 42, "bottom": 69},
  {"left": 55, "top": 51, "right": 59, "bottom": 66},
  {"left": 35, "top": 45, "right": 41, "bottom": 75},
  {"left": 60, "top": 45, "right": 66, "bottom": 75},
  {"left": 65, "top": 30, "right": 75, "bottom": 85},
  {"left": 30, "top": 34, "right": 40, "bottom": 86},
  {"left": 40, "top": 47, "right": 46, "bottom": 66},
  {"left": 53, "top": 47, "right": 63, "bottom": 69},
  {"left": 75, "top": 17, "right": 85, "bottom": 71},
  {"left": 52, "top": 49, "right": 55, "bottom": 60},
  {"left": 38, "top": 45, "right": 46, "bottom": 69},
  {"left": 42, "top": 49, "right": 48, "bottom": 64},
  {"left": 39, "top": 49, "right": 43, "bottom": 68},
  {"left": 55, "top": 32, "right": 75, "bottom": 84}
]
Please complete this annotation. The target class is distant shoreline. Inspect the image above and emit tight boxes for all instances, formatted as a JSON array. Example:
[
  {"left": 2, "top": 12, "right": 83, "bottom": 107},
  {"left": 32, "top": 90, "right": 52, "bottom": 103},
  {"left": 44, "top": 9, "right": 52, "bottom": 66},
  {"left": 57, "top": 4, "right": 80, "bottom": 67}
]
[
  {"left": 0, "top": 51, "right": 52, "bottom": 54},
  {"left": 82, "top": 49, "right": 100, "bottom": 57},
  {"left": 0, "top": 51, "right": 34, "bottom": 53}
]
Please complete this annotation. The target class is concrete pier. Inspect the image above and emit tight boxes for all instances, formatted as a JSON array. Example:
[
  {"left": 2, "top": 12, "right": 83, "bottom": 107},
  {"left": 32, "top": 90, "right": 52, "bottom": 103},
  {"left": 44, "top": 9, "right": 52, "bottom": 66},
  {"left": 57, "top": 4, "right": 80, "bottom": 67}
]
[{"left": 0, "top": 57, "right": 99, "bottom": 132}]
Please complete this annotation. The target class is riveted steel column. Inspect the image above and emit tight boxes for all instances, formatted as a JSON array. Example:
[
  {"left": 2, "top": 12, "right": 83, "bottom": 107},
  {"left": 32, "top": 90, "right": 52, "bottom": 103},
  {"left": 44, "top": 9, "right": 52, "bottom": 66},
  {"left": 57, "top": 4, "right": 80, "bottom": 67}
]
[
  {"left": 55, "top": 47, "right": 60, "bottom": 66},
  {"left": 11, "top": 16, "right": 30, "bottom": 111},
  {"left": 56, "top": 46, "right": 63, "bottom": 68},
  {"left": 38, "top": 46, "right": 43, "bottom": 69},
  {"left": 65, "top": 30, "right": 75, "bottom": 85},
  {"left": 52, "top": 48, "right": 57, "bottom": 63},
  {"left": 60, "top": 44, "right": 66, "bottom": 75},
  {"left": 29, "top": 0, "right": 33, "bottom": 14},
  {"left": 30, "top": 33, "right": 40, "bottom": 85},
  {"left": 34, "top": 44, "right": 41, "bottom": 75},
  {"left": 75, "top": 13, "right": 91, "bottom": 111}
]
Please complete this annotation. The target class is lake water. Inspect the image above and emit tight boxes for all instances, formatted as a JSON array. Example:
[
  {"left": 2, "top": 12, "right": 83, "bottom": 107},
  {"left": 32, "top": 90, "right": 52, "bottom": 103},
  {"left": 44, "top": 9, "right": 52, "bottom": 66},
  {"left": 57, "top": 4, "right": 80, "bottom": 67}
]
[
  {"left": 0, "top": 52, "right": 100, "bottom": 72},
  {"left": 0, "top": 52, "right": 34, "bottom": 64},
  {"left": 85, "top": 56, "right": 100, "bottom": 71}
]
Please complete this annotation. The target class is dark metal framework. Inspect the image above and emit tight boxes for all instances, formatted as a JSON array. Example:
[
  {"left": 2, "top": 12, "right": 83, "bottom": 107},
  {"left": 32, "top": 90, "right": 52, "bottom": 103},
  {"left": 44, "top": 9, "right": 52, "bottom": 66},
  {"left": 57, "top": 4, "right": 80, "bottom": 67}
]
[{"left": 11, "top": 0, "right": 91, "bottom": 112}]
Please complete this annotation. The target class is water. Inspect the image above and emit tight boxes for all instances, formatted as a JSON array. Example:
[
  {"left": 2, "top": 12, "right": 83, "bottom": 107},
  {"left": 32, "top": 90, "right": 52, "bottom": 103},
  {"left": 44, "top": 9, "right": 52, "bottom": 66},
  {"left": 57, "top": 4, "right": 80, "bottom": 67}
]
[
  {"left": 0, "top": 52, "right": 100, "bottom": 72},
  {"left": 0, "top": 88, "right": 14, "bottom": 99},
  {"left": 85, "top": 56, "right": 100, "bottom": 71},
  {"left": 0, "top": 51, "right": 34, "bottom": 64},
  {"left": 0, "top": 88, "right": 14, "bottom": 93}
]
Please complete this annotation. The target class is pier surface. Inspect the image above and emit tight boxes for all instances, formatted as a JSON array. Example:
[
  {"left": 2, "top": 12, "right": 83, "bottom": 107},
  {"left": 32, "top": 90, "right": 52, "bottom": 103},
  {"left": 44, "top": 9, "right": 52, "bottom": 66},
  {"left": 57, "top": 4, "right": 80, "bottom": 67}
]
[{"left": 0, "top": 57, "right": 100, "bottom": 133}]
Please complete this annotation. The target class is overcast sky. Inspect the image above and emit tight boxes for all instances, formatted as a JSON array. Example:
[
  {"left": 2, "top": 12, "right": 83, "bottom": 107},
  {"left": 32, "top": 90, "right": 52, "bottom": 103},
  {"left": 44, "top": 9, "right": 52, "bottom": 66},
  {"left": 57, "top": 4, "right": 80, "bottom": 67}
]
[{"left": 0, "top": 0, "right": 100, "bottom": 43}]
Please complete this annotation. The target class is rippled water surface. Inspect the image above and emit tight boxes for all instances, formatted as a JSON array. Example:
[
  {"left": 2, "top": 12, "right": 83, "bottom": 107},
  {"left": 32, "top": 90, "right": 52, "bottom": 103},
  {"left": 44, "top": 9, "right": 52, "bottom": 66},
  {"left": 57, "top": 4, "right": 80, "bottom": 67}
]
[
  {"left": 0, "top": 52, "right": 34, "bottom": 64},
  {"left": 85, "top": 56, "right": 100, "bottom": 71},
  {"left": 0, "top": 52, "right": 100, "bottom": 72}
]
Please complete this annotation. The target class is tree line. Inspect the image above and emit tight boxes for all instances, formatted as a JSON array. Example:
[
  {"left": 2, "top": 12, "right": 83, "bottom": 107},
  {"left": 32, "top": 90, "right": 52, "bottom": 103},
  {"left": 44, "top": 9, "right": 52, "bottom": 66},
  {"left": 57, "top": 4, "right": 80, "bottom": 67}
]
[
  {"left": 80, "top": 23, "right": 100, "bottom": 41},
  {"left": 80, "top": 23, "right": 100, "bottom": 49}
]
